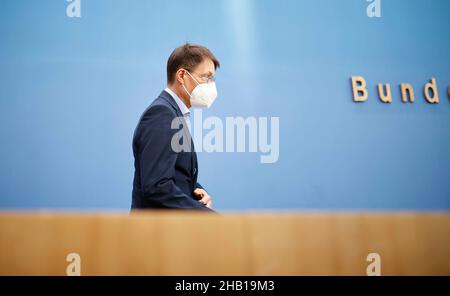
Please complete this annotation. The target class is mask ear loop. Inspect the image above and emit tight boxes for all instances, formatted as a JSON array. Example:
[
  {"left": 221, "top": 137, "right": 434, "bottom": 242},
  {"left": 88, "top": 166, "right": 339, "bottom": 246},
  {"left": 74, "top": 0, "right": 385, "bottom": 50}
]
[
  {"left": 181, "top": 69, "right": 198, "bottom": 98},
  {"left": 185, "top": 70, "right": 201, "bottom": 85},
  {"left": 181, "top": 83, "right": 191, "bottom": 98}
]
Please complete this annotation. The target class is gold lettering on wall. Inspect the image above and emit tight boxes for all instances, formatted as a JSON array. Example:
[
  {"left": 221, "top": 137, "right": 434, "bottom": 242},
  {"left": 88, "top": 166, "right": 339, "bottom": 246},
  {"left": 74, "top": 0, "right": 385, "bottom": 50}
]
[
  {"left": 351, "top": 76, "right": 448, "bottom": 104},
  {"left": 351, "top": 76, "right": 368, "bottom": 102},
  {"left": 400, "top": 83, "right": 415, "bottom": 103},
  {"left": 377, "top": 83, "right": 392, "bottom": 103},
  {"left": 424, "top": 78, "right": 439, "bottom": 104}
]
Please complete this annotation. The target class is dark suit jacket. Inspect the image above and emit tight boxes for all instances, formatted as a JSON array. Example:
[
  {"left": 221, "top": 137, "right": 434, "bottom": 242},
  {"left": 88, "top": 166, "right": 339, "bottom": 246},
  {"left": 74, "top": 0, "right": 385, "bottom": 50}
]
[{"left": 131, "top": 90, "right": 212, "bottom": 211}]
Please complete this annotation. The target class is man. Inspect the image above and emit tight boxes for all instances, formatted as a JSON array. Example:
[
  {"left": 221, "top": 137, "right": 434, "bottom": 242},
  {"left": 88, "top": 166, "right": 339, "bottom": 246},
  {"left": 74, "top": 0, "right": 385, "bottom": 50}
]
[{"left": 131, "top": 43, "right": 219, "bottom": 211}]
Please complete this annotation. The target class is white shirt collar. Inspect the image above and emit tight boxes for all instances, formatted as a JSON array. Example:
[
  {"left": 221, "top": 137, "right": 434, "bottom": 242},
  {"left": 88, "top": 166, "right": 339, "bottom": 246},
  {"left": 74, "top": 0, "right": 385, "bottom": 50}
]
[{"left": 165, "top": 87, "right": 190, "bottom": 117}]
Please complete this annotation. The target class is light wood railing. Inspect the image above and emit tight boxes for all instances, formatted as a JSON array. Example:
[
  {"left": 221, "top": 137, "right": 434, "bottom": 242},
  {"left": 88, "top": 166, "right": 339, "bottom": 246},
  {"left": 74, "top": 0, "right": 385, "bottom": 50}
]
[{"left": 0, "top": 212, "right": 448, "bottom": 275}]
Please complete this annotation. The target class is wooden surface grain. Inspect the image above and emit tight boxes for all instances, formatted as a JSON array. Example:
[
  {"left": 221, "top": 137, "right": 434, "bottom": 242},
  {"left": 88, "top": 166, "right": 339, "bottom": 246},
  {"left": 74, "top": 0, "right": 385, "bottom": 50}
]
[{"left": 0, "top": 212, "right": 448, "bottom": 275}]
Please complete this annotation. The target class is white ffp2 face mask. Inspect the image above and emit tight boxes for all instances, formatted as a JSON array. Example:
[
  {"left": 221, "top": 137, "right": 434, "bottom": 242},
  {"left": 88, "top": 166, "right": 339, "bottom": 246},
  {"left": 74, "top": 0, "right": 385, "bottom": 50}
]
[{"left": 182, "top": 71, "right": 218, "bottom": 108}]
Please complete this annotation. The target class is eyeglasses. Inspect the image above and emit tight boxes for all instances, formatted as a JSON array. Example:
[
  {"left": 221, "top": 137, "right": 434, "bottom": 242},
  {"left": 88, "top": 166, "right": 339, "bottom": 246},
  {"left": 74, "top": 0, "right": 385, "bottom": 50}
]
[{"left": 190, "top": 71, "right": 216, "bottom": 84}]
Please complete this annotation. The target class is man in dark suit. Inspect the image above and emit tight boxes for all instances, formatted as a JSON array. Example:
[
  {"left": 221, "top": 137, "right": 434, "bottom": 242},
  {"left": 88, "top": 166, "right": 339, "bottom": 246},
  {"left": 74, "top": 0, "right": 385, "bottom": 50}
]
[{"left": 131, "top": 43, "right": 220, "bottom": 211}]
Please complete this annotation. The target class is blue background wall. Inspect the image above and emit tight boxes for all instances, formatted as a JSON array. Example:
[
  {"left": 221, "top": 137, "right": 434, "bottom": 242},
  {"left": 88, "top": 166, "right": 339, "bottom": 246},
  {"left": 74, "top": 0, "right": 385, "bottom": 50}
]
[{"left": 0, "top": 0, "right": 449, "bottom": 211}]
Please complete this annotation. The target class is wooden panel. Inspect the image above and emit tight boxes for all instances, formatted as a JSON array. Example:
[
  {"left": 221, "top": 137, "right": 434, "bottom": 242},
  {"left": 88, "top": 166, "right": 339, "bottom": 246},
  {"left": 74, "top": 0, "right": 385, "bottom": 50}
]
[
  {"left": 0, "top": 212, "right": 449, "bottom": 275},
  {"left": 245, "top": 213, "right": 450, "bottom": 275}
]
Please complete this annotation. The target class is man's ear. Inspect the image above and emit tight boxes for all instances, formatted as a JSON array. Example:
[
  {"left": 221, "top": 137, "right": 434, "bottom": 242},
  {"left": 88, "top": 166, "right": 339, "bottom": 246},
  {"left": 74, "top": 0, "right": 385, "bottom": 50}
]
[{"left": 176, "top": 68, "right": 186, "bottom": 85}]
